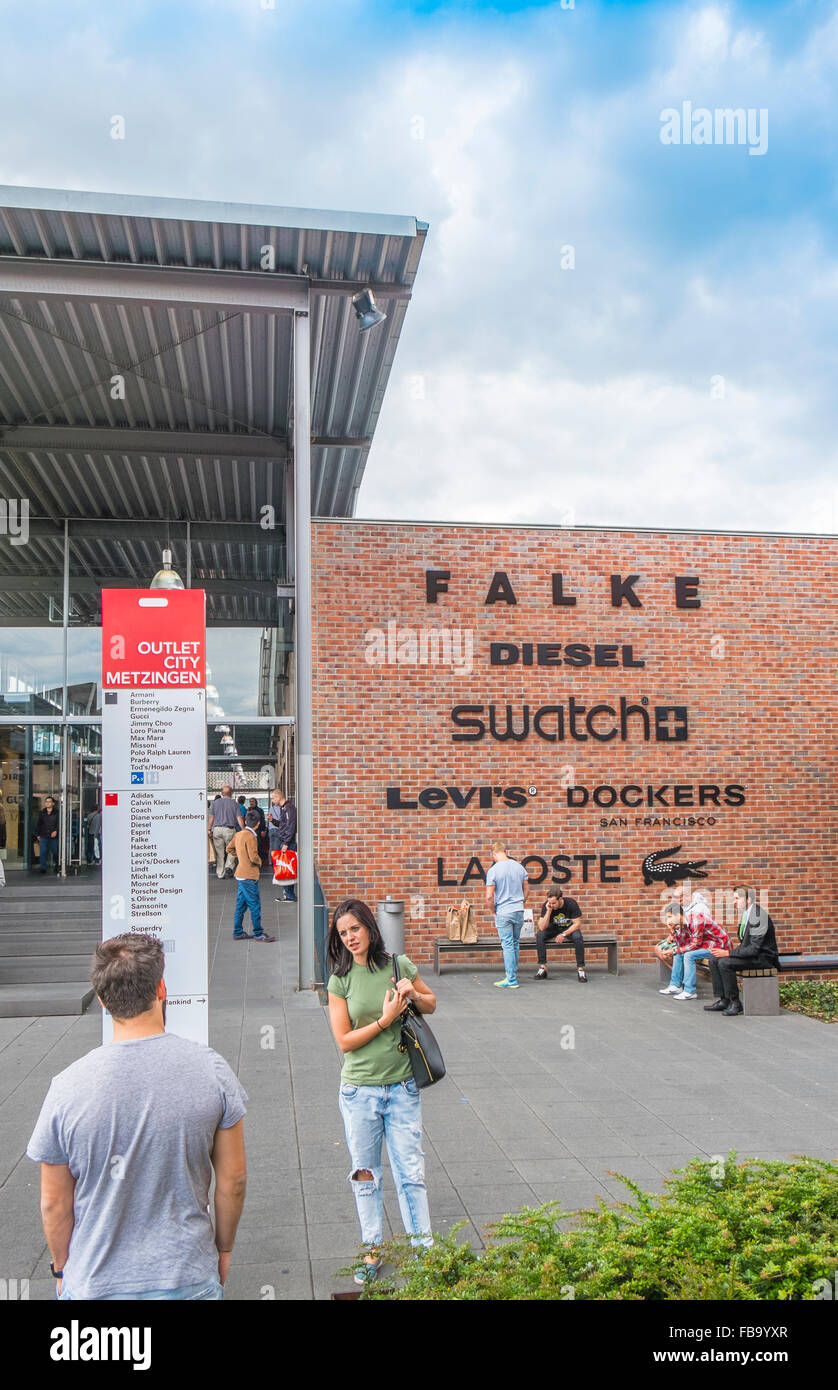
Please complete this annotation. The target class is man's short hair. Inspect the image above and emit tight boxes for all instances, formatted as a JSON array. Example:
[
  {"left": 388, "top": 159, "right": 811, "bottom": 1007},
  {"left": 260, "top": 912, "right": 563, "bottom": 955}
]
[
  {"left": 245, "top": 809, "right": 261, "bottom": 828},
  {"left": 491, "top": 840, "right": 506, "bottom": 854},
  {"left": 91, "top": 934, "right": 164, "bottom": 1020},
  {"left": 734, "top": 885, "right": 757, "bottom": 902}
]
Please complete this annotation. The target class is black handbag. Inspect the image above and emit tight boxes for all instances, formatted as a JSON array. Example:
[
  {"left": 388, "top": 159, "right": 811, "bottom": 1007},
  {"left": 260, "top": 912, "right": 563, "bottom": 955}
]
[{"left": 392, "top": 954, "right": 446, "bottom": 1089}]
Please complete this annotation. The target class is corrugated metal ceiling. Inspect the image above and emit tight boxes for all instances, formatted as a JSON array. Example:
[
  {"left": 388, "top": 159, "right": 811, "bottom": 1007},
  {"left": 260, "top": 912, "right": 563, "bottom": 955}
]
[{"left": 0, "top": 185, "right": 426, "bottom": 623}]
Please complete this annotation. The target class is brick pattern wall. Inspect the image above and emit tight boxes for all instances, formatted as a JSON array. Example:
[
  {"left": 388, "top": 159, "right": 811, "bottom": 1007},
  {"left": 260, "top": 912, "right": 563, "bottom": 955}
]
[{"left": 312, "top": 523, "right": 836, "bottom": 969}]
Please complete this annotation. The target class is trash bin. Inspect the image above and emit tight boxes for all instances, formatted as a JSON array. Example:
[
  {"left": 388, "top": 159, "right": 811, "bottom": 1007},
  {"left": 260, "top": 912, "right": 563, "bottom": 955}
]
[{"left": 377, "top": 896, "right": 405, "bottom": 956}]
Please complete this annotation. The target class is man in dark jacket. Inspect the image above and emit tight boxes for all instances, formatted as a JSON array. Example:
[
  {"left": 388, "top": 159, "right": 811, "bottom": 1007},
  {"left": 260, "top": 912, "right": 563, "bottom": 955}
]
[
  {"left": 35, "top": 797, "right": 60, "bottom": 873},
  {"left": 704, "top": 886, "right": 779, "bottom": 1016},
  {"left": 268, "top": 790, "right": 297, "bottom": 903}
]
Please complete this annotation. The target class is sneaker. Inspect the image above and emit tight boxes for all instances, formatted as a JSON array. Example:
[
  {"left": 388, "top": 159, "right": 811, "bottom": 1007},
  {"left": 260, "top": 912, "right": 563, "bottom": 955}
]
[
  {"left": 233, "top": 932, "right": 253, "bottom": 940},
  {"left": 674, "top": 990, "right": 697, "bottom": 1000},
  {"left": 253, "top": 933, "right": 276, "bottom": 942},
  {"left": 494, "top": 979, "right": 520, "bottom": 989},
  {"left": 659, "top": 984, "right": 680, "bottom": 994},
  {"left": 534, "top": 967, "right": 548, "bottom": 980},
  {"left": 703, "top": 999, "right": 729, "bottom": 1012},
  {"left": 353, "top": 1258, "right": 382, "bottom": 1286},
  {"left": 577, "top": 969, "right": 587, "bottom": 983}
]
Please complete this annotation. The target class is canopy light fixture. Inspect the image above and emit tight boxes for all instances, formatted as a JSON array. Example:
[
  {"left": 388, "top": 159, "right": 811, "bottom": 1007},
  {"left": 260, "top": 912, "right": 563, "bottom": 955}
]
[
  {"left": 351, "top": 287, "right": 386, "bottom": 332},
  {"left": 150, "top": 547, "right": 184, "bottom": 590}
]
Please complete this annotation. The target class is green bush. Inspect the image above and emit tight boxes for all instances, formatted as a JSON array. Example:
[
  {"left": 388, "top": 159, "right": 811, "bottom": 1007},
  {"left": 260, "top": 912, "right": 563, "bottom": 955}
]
[
  {"left": 780, "top": 980, "right": 838, "bottom": 1023},
  {"left": 362, "top": 1155, "right": 838, "bottom": 1300}
]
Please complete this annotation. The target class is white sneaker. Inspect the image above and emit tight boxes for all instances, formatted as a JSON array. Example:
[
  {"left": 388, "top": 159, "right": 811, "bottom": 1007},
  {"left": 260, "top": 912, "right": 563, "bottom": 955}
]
[
  {"left": 659, "top": 984, "right": 680, "bottom": 994},
  {"left": 674, "top": 990, "right": 697, "bottom": 1000}
]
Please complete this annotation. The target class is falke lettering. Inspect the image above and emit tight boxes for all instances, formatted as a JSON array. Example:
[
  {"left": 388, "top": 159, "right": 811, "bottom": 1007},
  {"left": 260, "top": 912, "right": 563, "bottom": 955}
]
[
  {"left": 567, "top": 782, "right": 745, "bottom": 808},
  {"left": 451, "top": 699, "right": 689, "bottom": 743},
  {"left": 425, "top": 570, "right": 702, "bottom": 609},
  {"left": 387, "top": 785, "right": 529, "bottom": 810},
  {"left": 490, "top": 642, "right": 645, "bottom": 669}
]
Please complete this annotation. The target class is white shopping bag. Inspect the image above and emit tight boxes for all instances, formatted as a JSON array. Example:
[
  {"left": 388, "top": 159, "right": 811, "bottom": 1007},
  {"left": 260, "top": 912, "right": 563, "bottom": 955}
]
[{"left": 520, "top": 907, "right": 535, "bottom": 940}]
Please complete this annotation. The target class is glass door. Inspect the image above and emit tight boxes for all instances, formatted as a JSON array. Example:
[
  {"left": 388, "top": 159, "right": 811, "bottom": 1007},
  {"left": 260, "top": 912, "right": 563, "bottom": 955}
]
[
  {"left": 64, "top": 725, "right": 102, "bottom": 873},
  {"left": 0, "top": 722, "right": 63, "bottom": 871}
]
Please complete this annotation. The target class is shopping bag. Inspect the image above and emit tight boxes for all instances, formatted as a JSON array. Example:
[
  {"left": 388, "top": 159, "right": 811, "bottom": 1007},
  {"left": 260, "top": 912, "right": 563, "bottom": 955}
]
[
  {"left": 445, "top": 900, "right": 477, "bottom": 943},
  {"left": 520, "top": 908, "right": 535, "bottom": 940},
  {"left": 445, "top": 906, "right": 462, "bottom": 940},
  {"left": 460, "top": 902, "right": 477, "bottom": 943},
  {"left": 271, "top": 848, "right": 298, "bottom": 884}
]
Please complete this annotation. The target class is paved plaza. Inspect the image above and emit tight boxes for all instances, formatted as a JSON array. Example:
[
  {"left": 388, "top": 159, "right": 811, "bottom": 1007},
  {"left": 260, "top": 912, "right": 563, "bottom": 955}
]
[{"left": 2, "top": 878, "right": 838, "bottom": 1300}]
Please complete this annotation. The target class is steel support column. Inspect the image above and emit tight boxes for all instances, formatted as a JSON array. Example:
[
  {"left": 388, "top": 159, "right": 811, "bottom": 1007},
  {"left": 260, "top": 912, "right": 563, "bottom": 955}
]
[{"left": 293, "top": 304, "right": 315, "bottom": 990}]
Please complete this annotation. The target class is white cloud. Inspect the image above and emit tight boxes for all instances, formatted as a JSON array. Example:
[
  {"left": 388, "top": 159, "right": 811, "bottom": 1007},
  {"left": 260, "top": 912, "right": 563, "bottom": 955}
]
[
  {"left": 365, "top": 366, "right": 837, "bottom": 534},
  {"left": 0, "top": 0, "right": 835, "bottom": 536}
]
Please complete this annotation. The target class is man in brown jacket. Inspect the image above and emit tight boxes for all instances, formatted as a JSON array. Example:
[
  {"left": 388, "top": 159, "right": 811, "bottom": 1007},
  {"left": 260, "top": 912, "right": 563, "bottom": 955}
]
[{"left": 231, "top": 811, "right": 275, "bottom": 942}]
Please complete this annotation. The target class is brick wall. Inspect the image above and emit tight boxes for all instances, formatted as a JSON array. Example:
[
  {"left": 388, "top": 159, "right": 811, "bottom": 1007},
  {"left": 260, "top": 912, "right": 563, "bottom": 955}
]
[{"left": 312, "top": 522, "right": 836, "bottom": 969}]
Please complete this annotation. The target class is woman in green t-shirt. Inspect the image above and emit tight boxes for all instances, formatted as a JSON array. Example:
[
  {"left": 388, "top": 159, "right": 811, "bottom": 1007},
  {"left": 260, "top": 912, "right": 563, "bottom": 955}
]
[{"left": 327, "top": 897, "right": 437, "bottom": 1284}]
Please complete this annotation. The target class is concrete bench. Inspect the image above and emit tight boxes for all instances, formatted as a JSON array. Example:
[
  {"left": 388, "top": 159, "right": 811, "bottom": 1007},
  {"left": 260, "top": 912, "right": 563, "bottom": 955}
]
[
  {"left": 776, "top": 954, "right": 838, "bottom": 973},
  {"left": 659, "top": 952, "right": 838, "bottom": 1017},
  {"left": 435, "top": 933, "right": 619, "bottom": 976},
  {"left": 659, "top": 957, "right": 780, "bottom": 1017}
]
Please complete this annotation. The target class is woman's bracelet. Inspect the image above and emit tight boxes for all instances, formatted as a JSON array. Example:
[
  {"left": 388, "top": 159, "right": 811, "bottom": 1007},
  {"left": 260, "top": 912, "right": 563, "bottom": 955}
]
[{"left": 376, "top": 1018, "right": 385, "bottom": 1032}]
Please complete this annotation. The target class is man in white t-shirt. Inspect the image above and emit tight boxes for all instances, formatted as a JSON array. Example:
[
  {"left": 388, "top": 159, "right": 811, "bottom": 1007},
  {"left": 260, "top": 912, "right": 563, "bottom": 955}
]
[{"left": 484, "top": 840, "right": 530, "bottom": 989}]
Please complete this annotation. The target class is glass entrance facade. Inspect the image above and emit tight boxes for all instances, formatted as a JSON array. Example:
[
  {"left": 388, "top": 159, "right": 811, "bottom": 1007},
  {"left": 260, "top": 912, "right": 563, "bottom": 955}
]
[{"left": 0, "top": 521, "right": 293, "bottom": 875}]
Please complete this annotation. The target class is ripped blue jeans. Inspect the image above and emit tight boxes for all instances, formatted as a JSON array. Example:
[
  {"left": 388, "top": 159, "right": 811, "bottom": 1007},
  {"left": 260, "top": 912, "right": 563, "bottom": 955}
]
[{"left": 339, "top": 1077, "right": 433, "bottom": 1250}]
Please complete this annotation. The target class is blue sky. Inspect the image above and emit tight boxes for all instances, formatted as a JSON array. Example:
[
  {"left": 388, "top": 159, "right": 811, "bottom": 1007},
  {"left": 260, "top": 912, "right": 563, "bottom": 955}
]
[{"left": 1, "top": 0, "right": 837, "bottom": 532}]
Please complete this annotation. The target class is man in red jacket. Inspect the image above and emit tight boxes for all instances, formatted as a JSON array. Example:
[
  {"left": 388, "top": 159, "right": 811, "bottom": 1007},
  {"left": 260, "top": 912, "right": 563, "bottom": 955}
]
[{"left": 659, "top": 887, "right": 730, "bottom": 1001}]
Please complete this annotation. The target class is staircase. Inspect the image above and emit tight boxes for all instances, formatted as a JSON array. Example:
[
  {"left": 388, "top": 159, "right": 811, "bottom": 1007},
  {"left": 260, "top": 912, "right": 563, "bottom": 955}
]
[{"left": 0, "top": 876, "right": 100, "bottom": 1016}]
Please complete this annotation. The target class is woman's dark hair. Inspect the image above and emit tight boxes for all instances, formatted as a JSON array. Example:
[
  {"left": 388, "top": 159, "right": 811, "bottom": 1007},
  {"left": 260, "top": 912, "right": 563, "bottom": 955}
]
[{"left": 327, "top": 898, "right": 390, "bottom": 977}]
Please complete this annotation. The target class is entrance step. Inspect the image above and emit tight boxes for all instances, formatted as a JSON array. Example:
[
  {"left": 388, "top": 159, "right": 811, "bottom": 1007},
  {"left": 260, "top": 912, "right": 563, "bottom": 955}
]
[
  {"left": 0, "top": 936, "right": 99, "bottom": 957},
  {"left": 0, "top": 983, "right": 94, "bottom": 1017},
  {"left": 1, "top": 902, "right": 101, "bottom": 915},
  {"left": 0, "top": 956, "right": 95, "bottom": 983}
]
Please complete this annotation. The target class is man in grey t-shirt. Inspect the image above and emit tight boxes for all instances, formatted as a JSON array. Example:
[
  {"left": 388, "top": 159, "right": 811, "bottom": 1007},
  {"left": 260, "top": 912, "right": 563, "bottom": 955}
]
[
  {"left": 484, "top": 840, "right": 530, "bottom": 989},
  {"left": 27, "top": 934, "right": 248, "bottom": 1300},
  {"left": 208, "top": 785, "right": 245, "bottom": 880}
]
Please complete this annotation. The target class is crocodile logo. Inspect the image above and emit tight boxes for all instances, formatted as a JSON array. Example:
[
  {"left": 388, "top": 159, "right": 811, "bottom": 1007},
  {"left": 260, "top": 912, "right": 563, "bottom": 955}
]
[{"left": 642, "top": 845, "right": 708, "bottom": 886}]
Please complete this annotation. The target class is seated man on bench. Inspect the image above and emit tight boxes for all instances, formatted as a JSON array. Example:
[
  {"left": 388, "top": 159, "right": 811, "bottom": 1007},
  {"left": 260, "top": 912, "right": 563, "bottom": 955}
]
[
  {"left": 705, "top": 886, "right": 779, "bottom": 1017},
  {"left": 654, "top": 896, "right": 684, "bottom": 973},
  {"left": 660, "top": 887, "right": 730, "bottom": 1001},
  {"left": 534, "top": 891, "right": 586, "bottom": 983}
]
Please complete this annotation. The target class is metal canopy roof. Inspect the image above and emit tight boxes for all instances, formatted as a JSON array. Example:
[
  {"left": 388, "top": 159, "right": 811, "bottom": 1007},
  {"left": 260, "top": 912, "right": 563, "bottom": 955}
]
[{"left": 0, "top": 185, "right": 426, "bottom": 624}]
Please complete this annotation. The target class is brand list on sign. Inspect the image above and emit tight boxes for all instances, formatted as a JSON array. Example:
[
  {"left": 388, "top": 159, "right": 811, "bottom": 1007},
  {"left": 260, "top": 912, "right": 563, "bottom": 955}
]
[{"left": 101, "top": 591, "right": 209, "bottom": 1044}]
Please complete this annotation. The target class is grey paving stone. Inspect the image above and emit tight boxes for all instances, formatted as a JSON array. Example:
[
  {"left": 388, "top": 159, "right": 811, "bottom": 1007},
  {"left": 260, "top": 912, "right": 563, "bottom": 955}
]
[
  {"left": 224, "top": 1261, "right": 312, "bottom": 1301},
  {"left": 529, "top": 1182, "right": 615, "bottom": 1210},
  {"left": 440, "top": 1160, "right": 522, "bottom": 1186},
  {"left": 557, "top": 1134, "right": 643, "bottom": 1158},
  {"left": 307, "top": 1221, "right": 387, "bottom": 1261},
  {"left": 512, "top": 1158, "right": 594, "bottom": 1185},
  {"left": 236, "top": 1226, "right": 312, "bottom": 1263},
  {"left": 500, "top": 1135, "right": 575, "bottom": 1160},
  {"left": 454, "top": 1181, "right": 539, "bottom": 1212},
  {"left": 309, "top": 1256, "right": 370, "bottom": 1300}
]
